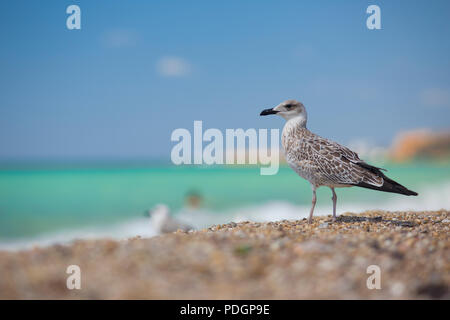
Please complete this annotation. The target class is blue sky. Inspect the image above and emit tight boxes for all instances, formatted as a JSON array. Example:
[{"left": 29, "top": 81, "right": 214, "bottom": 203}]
[{"left": 0, "top": 0, "right": 449, "bottom": 161}]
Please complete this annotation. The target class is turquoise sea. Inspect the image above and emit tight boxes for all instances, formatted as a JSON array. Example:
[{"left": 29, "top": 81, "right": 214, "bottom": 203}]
[{"left": 0, "top": 162, "right": 449, "bottom": 248}]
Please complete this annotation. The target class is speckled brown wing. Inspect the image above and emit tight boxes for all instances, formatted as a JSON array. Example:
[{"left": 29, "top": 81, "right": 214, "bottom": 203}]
[{"left": 300, "top": 130, "right": 384, "bottom": 187}]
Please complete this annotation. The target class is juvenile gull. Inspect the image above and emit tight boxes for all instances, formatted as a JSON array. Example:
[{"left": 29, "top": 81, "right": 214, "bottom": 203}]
[{"left": 260, "top": 100, "right": 418, "bottom": 223}]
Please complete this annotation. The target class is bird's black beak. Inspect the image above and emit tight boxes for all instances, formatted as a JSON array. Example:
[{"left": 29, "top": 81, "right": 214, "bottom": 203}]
[{"left": 260, "top": 108, "right": 279, "bottom": 116}]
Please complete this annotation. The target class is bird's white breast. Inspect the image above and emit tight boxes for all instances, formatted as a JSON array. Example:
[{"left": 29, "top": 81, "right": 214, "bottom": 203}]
[{"left": 281, "top": 118, "right": 317, "bottom": 183}]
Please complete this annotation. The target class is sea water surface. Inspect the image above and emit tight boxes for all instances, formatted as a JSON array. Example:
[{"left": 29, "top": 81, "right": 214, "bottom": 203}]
[{"left": 0, "top": 163, "right": 449, "bottom": 249}]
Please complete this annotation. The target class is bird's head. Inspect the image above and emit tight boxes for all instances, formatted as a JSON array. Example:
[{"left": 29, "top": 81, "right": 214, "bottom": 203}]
[{"left": 260, "top": 99, "right": 307, "bottom": 123}]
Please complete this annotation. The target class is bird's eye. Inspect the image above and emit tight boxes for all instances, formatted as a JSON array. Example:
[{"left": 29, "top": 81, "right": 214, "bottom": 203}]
[{"left": 285, "top": 104, "right": 293, "bottom": 110}]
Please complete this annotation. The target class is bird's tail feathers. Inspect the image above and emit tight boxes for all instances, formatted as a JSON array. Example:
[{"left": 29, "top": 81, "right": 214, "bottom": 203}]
[
  {"left": 356, "top": 174, "right": 418, "bottom": 196},
  {"left": 354, "top": 162, "right": 418, "bottom": 196},
  {"left": 379, "top": 174, "right": 418, "bottom": 196}
]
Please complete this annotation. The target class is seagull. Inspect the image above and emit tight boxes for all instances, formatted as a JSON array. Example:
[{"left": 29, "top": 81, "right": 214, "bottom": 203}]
[
  {"left": 260, "top": 99, "right": 418, "bottom": 223},
  {"left": 147, "top": 204, "right": 193, "bottom": 234}
]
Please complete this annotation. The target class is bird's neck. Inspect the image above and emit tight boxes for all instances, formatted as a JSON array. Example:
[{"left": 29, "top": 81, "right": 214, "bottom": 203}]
[{"left": 285, "top": 114, "right": 307, "bottom": 129}]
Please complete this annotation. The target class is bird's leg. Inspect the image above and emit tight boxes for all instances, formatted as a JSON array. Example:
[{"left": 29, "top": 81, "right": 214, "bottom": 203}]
[
  {"left": 331, "top": 187, "right": 337, "bottom": 222},
  {"left": 308, "top": 186, "right": 317, "bottom": 224}
]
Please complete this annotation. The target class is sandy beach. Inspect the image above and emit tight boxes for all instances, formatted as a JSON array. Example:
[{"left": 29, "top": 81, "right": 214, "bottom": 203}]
[{"left": 0, "top": 210, "right": 448, "bottom": 299}]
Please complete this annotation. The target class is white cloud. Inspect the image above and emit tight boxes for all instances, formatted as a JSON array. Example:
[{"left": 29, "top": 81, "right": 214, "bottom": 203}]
[
  {"left": 156, "top": 56, "right": 191, "bottom": 77},
  {"left": 102, "top": 29, "right": 138, "bottom": 48},
  {"left": 420, "top": 88, "right": 450, "bottom": 108}
]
